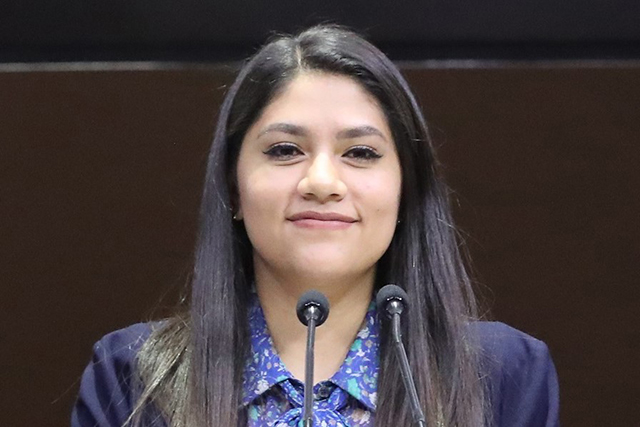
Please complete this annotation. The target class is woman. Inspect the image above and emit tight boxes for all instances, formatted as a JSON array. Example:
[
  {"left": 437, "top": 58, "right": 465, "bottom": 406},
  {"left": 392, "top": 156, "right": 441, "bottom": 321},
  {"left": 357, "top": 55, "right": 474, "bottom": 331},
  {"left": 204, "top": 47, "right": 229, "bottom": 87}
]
[{"left": 72, "top": 25, "right": 559, "bottom": 426}]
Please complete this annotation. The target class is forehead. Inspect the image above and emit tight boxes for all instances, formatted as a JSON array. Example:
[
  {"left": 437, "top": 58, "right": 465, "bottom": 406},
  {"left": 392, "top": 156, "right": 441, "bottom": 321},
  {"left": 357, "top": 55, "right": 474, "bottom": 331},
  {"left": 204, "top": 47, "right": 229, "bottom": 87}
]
[{"left": 250, "top": 72, "right": 391, "bottom": 134}]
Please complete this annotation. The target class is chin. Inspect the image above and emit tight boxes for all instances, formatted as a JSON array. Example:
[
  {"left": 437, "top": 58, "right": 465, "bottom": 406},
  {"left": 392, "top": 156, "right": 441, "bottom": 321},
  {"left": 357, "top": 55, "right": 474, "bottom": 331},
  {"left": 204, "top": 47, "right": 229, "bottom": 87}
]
[{"left": 287, "top": 257, "right": 375, "bottom": 282}]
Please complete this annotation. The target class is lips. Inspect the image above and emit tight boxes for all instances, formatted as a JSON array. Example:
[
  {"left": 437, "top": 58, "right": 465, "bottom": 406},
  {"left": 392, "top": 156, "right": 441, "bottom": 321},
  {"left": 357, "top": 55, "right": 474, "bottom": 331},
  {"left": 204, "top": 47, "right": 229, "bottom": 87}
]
[
  {"left": 288, "top": 211, "right": 357, "bottom": 222},
  {"left": 287, "top": 211, "right": 358, "bottom": 229}
]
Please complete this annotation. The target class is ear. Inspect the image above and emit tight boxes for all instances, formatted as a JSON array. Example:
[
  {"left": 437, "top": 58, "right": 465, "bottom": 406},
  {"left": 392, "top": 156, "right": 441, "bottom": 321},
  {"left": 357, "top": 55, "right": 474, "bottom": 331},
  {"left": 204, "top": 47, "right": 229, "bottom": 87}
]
[
  {"left": 228, "top": 163, "right": 243, "bottom": 221},
  {"left": 234, "top": 205, "right": 243, "bottom": 221}
]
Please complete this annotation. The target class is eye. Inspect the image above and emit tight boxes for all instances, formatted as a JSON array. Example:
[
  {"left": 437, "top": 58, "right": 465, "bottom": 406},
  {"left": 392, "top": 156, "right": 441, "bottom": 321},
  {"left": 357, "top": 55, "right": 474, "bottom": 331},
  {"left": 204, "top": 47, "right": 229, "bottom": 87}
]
[
  {"left": 263, "top": 143, "right": 303, "bottom": 160},
  {"left": 343, "top": 145, "right": 382, "bottom": 162}
]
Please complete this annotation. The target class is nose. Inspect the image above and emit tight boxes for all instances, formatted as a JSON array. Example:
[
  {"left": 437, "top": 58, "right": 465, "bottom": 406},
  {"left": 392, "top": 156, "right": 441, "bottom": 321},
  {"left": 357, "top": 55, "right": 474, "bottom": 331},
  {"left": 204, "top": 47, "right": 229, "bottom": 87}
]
[{"left": 297, "top": 153, "right": 347, "bottom": 202}]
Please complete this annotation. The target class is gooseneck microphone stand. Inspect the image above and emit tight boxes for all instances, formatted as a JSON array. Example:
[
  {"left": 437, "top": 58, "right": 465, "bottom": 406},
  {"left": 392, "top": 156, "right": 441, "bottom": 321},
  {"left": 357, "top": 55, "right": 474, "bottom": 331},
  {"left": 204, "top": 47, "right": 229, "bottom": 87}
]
[
  {"left": 296, "top": 290, "right": 330, "bottom": 427},
  {"left": 377, "top": 284, "right": 427, "bottom": 427}
]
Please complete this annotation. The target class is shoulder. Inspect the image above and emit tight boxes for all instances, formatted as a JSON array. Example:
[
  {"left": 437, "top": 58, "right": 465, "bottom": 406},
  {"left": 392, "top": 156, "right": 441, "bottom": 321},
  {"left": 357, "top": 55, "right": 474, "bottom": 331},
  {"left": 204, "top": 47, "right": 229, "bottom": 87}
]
[
  {"left": 93, "top": 322, "right": 156, "bottom": 363},
  {"left": 71, "top": 322, "right": 161, "bottom": 427},
  {"left": 470, "top": 321, "right": 552, "bottom": 368},
  {"left": 469, "top": 322, "right": 560, "bottom": 427}
]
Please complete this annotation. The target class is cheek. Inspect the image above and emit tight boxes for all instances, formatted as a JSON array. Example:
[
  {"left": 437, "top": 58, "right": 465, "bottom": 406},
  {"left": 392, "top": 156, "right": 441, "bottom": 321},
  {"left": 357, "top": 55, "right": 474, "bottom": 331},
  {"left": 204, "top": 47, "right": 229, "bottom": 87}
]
[
  {"left": 237, "top": 168, "right": 295, "bottom": 223},
  {"left": 357, "top": 173, "right": 401, "bottom": 218},
  {"left": 238, "top": 179, "right": 269, "bottom": 222},
  {"left": 237, "top": 178, "right": 274, "bottom": 255}
]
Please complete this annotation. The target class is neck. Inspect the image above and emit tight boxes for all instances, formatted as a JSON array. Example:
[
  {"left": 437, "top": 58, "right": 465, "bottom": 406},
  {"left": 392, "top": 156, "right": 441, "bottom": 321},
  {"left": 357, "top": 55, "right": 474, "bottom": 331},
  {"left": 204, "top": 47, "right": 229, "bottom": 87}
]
[{"left": 255, "top": 264, "right": 375, "bottom": 382}]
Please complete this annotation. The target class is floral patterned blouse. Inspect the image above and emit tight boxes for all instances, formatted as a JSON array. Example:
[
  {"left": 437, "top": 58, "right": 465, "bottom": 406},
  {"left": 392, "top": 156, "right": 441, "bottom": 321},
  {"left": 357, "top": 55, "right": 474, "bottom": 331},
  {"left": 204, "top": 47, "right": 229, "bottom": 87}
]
[{"left": 242, "top": 296, "right": 379, "bottom": 427}]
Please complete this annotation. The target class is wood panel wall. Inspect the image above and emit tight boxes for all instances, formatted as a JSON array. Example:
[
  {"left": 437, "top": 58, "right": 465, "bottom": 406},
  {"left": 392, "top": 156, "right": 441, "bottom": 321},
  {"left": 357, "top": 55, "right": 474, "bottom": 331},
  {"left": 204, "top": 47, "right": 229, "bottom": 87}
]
[{"left": 1, "top": 63, "right": 638, "bottom": 426}]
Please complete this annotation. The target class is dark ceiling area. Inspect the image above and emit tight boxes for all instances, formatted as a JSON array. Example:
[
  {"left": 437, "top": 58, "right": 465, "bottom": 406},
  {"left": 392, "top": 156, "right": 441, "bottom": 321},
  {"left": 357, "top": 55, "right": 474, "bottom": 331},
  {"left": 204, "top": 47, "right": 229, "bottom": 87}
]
[{"left": 2, "top": 0, "right": 640, "bottom": 62}]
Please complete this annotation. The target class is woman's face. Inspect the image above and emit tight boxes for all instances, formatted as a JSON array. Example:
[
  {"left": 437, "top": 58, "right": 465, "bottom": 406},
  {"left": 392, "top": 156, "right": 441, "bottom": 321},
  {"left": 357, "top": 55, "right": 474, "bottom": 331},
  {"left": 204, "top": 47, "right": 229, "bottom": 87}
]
[{"left": 236, "top": 72, "right": 402, "bottom": 283}]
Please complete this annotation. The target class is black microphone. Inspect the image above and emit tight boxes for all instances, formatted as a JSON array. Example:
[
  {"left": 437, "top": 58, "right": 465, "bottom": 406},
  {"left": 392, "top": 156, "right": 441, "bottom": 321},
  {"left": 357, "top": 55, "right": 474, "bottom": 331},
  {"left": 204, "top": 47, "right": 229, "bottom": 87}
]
[
  {"left": 296, "top": 290, "right": 330, "bottom": 427},
  {"left": 376, "top": 284, "right": 426, "bottom": 427}
]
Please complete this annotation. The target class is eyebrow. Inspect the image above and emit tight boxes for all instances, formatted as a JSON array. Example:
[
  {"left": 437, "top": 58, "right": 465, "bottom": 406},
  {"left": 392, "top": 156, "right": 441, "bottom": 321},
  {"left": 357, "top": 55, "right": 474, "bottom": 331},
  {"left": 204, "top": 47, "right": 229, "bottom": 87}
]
[
  {"left": 257, "top": 122, "right": 388, "bottom": 142},
  {"left": 257, "top": 123, "right": 307, "bottom": 138},
  {"left": 336, "top": 125, "right": 387, "bottom": 141}
]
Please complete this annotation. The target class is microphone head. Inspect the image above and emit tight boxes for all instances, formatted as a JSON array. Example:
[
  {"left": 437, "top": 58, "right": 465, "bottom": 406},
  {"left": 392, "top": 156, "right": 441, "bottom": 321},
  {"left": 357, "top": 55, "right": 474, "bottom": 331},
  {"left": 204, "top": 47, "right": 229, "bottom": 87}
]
[
  {"left": 376, "top": 284, "right": 409, "bottom": 317},
  {"left": 296, "top": 290, "right": 330, "bottom": 327}
]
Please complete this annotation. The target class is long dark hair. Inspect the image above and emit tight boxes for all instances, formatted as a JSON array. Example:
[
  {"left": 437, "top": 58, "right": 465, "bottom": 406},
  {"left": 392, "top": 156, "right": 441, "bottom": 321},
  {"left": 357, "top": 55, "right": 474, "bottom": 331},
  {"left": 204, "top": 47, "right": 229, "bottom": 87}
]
[{"left": 128, "top": 24, "right": 489, "bottom": 426}]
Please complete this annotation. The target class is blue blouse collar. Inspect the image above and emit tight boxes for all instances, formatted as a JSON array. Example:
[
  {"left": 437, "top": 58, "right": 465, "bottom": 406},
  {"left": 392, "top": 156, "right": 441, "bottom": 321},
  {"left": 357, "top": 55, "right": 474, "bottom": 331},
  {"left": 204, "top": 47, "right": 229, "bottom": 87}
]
[{"left": 242, "top": 294, "right": 380, "bottom": 412}]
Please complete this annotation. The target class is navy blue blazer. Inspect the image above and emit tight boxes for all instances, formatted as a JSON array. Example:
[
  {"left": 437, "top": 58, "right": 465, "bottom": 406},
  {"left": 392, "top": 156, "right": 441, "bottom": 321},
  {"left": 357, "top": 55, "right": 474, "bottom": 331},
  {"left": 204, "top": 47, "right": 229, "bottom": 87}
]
[{"left": 71, "top": 321, "right": 559, "bottom": 426}]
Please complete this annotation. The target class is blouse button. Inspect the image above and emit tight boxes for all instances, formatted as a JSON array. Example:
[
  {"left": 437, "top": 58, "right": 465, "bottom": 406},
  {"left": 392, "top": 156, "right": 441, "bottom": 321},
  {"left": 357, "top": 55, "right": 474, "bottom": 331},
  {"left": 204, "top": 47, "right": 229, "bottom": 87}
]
[{"left": 315, "top": 383, "right": 333, "bottom": 400}]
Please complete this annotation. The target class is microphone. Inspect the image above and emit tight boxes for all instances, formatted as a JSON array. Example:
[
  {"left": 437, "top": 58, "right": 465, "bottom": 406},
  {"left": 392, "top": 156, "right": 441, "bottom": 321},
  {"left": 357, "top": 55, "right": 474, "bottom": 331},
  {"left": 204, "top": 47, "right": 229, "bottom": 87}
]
[
  {"left": 296, "top": 290, "right": 330, "bottom": 427},
  {"left": 376, "top": 284, "right": 426, "bottom": 427}
]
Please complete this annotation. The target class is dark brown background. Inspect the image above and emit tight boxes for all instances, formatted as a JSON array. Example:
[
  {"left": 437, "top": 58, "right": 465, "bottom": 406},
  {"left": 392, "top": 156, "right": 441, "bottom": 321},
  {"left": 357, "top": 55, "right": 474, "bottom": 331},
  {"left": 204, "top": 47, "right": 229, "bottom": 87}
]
[{"left": 1, "top": 63, "right": 638, "bottom": 426}]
